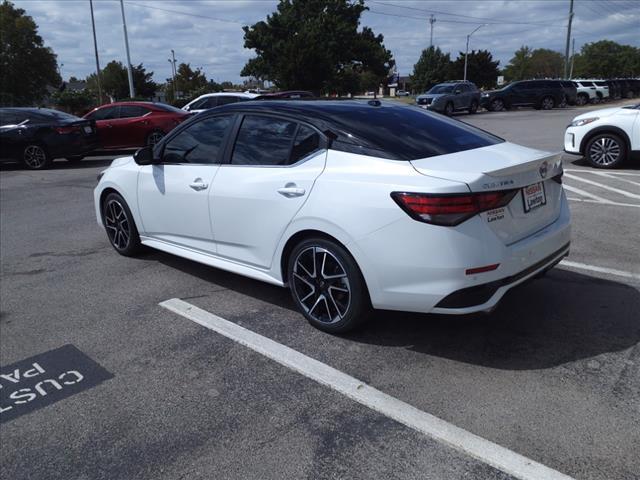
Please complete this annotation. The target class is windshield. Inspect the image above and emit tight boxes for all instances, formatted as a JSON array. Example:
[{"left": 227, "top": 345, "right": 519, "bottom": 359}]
[{"left": 428, "top": 85, "right": 454, "bottom": 94}]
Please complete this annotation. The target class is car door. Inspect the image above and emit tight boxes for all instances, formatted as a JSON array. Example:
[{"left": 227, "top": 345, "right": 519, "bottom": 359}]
[
  {"left": 110, "top": 105, "right": 152, "bottom": 147},
  {"left": 508, "top": 82, "right": 527, "bottom": 105},
  {"left": 137, "top": 114, "right": 234, "bottom": 253},
  {"left": 89, "top": 106, "right": 120, "bottom": 147},
  {"left": 452, "top": 84, "right": 465, "bottom": 110},
  {"left": 211, "top": 114, "right": 327, "bottom": 268}
]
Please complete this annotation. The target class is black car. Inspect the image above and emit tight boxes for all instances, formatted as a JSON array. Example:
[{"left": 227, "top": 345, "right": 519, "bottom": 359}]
[
  {"left": 480, "top": 80, "right": 565, "bottom": 111},
  {"left": 0, "top": 108, "right": 98, "bottom": 169}
]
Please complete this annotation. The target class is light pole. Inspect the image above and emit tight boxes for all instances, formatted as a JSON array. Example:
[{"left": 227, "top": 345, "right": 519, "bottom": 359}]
[
  {"left": 119, "top": 0, "right": 135, "bottom": 98},
  {"left": 89, "top": 0, "right": 103, "bottom": 104},
  {"left": 464, "top": 24, "right": 486, "bottom": 82}
]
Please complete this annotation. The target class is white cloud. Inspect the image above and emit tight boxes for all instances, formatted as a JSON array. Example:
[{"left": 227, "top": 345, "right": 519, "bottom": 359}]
[{"left": 13, "top": 0, "right": 640, "bottom": 83}]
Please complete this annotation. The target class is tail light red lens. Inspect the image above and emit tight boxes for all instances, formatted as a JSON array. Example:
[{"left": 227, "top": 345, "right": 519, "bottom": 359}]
[
  {"left": 54, "top": 125, "right": 79, "bottom": 134},
  {"left": 391, "top": 189, "right": 518, "bottom": 226}
]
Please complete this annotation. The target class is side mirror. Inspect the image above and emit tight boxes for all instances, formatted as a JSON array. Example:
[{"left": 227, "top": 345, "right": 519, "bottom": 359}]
[{"left": 133, "top": 146, "right": 158, "bottom": 165}]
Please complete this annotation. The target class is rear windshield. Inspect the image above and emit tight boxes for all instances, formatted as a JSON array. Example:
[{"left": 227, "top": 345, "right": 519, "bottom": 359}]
[
  {"left": 428, "top": 85, "right": 455, "bottom": 94},
  {"left": 331, "top": 104, "right": 503, "bottom": 160}
]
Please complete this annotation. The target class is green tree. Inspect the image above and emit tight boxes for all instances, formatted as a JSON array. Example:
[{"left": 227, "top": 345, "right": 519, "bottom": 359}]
[
  {"left": 502, "top": 46, "right": 532, "bottom": 81},
  {"left": 572, "top": 40, "right": 640, "bottom": 78},
  {"left": 449, "top": 49, "right": 500, "bottom": 89},
  {"left": 410, "top": 46, "right": 451, "bottom": 93},
  {"left": 86, "top": 61, "right": 156, "bottom": 101},
  {"left": 166, "top": 63, "right": 208, "bottom": 101},
  {"left": 51, "top": 90, "right": 96, "bottom": 116},
  {"left": 0, "top": 0, "right": 61, "bottom": 105},
  {"left": 529, "top": 48, "right": 564, "bottom": 78},
  {"left": 241, "top": 0, "right": 393, "bottom": 94}
]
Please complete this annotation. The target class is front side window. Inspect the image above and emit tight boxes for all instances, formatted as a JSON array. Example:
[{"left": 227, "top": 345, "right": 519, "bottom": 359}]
[
  {"left": 231, "top": 115, "right": 297, "bottom": 166},
  {"left": 163, "top": 115, "right": 232, "bottom": 164},
  {"left": 217, "top": 96, "right": 239, "bottom": 106},
  {"left": 88, "top": 106, "right": 119, "bottom": 121}
]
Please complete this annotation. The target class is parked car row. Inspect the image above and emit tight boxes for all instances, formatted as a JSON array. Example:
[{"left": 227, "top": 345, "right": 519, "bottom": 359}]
[{"left": 417, "top": 78, "right": 640, "bottom": 115}]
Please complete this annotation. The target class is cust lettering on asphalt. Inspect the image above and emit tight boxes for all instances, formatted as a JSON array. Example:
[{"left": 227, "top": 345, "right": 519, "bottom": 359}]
[{"left": 0, "top": 345, "right": 113, "bottom": 423}]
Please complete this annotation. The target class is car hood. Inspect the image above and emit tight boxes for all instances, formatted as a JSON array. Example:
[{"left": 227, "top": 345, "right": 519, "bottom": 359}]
[
  {"left": 417, "top": 93, "right": 447, "bottom": 100},
  {"left": 110, "top": 156, "right": 135, "bottom": 168},
  {"left": 572, "top": 105, "right": 633, "bottom": 121}
]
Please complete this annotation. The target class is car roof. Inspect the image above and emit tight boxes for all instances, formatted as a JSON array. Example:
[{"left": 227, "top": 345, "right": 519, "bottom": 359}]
[
  {"left": 195, "top": 92, "right": 258, "bottom": 99},
  {"left": 201, "top": 99, "right": 501, "bottom": 160},
  {"left": 94, "top": 101, "right": 162, "bottom": 109}
]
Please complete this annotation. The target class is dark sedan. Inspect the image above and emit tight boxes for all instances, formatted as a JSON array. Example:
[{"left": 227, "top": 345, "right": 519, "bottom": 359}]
[{"left": 0, "top": 108, "right": 98, "bottom": 169}]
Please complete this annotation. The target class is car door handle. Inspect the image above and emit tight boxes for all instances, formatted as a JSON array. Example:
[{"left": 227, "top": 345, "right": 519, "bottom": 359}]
[
  {"left": 189, "top": 178, "right": 208, "bottom": 191},
  {"left": 277, "top": 185, "right": 305, "bottom": 198}
]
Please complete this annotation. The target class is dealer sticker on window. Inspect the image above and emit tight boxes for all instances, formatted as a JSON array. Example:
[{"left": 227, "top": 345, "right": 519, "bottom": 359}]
[{"left": 522, "top": 182, "right": 546, "bottom": 212}]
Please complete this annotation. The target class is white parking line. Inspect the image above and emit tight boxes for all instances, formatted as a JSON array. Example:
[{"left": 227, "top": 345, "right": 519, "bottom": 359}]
[
  {"left": 565, "top": 169, "right": 640, "bottom": 178},
  {"left": 160, "top": 298, "right": 575, "bottom": 480},
  {"left": 562, "top": 184, "right": 613, "bottom": 203},
  {"left": 559, "top": 261, "right": 640, "bottom": 281},
  {"left": 566, "top": 196, "right": 640, "bottom": 208},
  {"left": 563, "top": 173, "right": 640, "bottom": 200},
  {"left": 582, "top": 171, "right": 640, "bottom": 188}
]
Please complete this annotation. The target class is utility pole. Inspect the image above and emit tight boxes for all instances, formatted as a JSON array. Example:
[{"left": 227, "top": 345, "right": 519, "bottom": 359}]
[
  {"left": 89, "top": 0, "right": 103, "bottom": 104},
  {"left": 464, "top": 25, "right": 485, "bottom": 82},
  {"left": 563, "top": 0, "right": 574, "bottom": 79},
  {"left": 168, "top": 50, "right": 177, "bottom": 100},
  {"left": 569, "top": 38, "right": 576, "bottom": 79},
  {"left": 429, "top": 15, "right": 436, "bottom": 48},
  {"left": 119, "top": 0, "right": 135, "bottom": 98}
]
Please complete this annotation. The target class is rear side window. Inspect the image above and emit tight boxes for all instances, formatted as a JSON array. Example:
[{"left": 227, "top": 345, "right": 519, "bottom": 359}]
[
  {"left": 330, "top": 105, "right": 503, "bottom": 160},
  {"left": 231, "top": 115, "right": 297, "bottom": 166},
  {"left": 0, "top": 111, "right": 19, "bottom": 125},
  {"left": 119, "top": 106, "right": 150, "bottom": 118},
  {"left": 290, "top": 125, "right": 321, "bottom": 163},
  {"left": 163, "top": 115, "right": 232, "bottom": 164},
  {"left": 203, "top": 97, "right": 219, "bottom": 108}
]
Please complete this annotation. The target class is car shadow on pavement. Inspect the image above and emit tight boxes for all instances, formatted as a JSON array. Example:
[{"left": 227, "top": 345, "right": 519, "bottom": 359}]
[
  {"left": 0, "top": 158, "right": 114, "bottom": 171},
  {"left": 347, "top": 268, "right": 640, "bottom": 370},
  {"left": 568, "top": 155, "right": 640, "bottom": 170},
  {"left": 148, "top": 250, "right": 638, "bottom": 371}
]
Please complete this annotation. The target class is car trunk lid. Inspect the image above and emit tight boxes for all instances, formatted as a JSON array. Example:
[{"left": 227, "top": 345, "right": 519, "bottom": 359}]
[{"left": 409, "top": 142, "right": 564, "bottom": 245}]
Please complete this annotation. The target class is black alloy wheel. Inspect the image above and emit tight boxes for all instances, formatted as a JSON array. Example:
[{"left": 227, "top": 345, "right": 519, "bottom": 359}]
[
  {"left": 541, "top": 96, "right": 555, "bottom": 110},
  {"left": 288, "top": 238, "right": 370, "bottom": 333},
  {"left": 22, "top": 144, "right": 51, "bottom": 170},
  {"left": 468, "top": 100, "right": 478, "bottom": 114},
  {"left": 444, "top": 102, "right": 454, "bottom": 116},
  {"left": 102, "top": 192, "right": 142, "bottom": 256},
  {"left": 490, "top": 98, "right": 504, "bottom": 111}
]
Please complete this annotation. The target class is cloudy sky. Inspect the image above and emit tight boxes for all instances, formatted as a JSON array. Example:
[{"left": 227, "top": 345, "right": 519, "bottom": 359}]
[{"left": 14, "top": 0, "right": 640, "bottom": 84}]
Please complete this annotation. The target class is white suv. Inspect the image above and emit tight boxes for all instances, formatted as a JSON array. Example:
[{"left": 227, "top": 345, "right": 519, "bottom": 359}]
[
  {"left": 565, "top": 103, "right": 640, "bottom": 168},
  {"left": 182, "top": 92, "right": 258, "bottom": 114},
  {"left": 573, "top": 81, "right": 599, "bottom": 106}
]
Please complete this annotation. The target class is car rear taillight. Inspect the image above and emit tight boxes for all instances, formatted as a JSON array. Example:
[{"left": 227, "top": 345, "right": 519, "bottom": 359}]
[
  {"left": 54, "top": 125, "right": 79, "bottom": 134},
  {"left": 391, "top": 190, "right": 518, "bottom": 226}
]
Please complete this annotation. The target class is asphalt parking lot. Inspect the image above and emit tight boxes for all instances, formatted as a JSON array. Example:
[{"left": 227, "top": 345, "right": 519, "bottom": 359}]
[{"left": 1, "top": 103, "right": 639, "bottom": 480}]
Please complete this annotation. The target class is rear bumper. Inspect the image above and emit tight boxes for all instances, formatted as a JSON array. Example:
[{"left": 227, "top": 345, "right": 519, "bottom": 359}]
[
  {"left": 356, "top": 190, "right": 571, "bottom": 314},
  {"left": 432, "top": 242, "right": 569, "bottom": 312}
]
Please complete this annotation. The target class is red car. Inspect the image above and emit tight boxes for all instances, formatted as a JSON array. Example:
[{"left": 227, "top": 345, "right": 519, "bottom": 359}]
[{"left": 84, "top": 101, "right": 190, "bottom": 149}]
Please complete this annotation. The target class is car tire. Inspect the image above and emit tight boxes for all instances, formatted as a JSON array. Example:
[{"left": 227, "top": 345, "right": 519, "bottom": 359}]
[
  {"left": 22, "top": 144, "right": 51, "bottom": 170},
  {"left": 576, "top": 93, "right": 588, "bottom": 106},
  {"left": 102, "top": 192, "right": 143, "bottom": 256},
  {"left": 490, "top": 98, "right": 504, "bottom": 111},
  {"left": 444, "top": 102, "right": 454, "bottom": 116},
  {"left": 65, "top": 155, "right": 84, "bottom": 163},
  {"left": 585, "top": 133, "right": 627, "bottom": 169},
  {"left": 146, "top": 130, "right": 165, "bottom": 147},
  {"left": 540, "top": 96, "right": 555, "bottom": 110},
  {"left": 468, "top": 100, "right": 478, "bottom": 114},
  {"left": 287, "top": 237, "right": 370, "bottom": 334},
  {"left": 559, "top": 95, "right": 568, "bottom": 108}
]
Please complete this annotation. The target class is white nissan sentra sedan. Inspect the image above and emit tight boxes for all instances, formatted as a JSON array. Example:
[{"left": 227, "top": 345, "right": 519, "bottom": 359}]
[{"left": 94, "top": 100, "right": 571, "bottom": 333}]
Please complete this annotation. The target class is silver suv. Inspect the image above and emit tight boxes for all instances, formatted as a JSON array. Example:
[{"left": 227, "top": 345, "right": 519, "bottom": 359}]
[{"left": 416, "top": 81, "right": 481, "bottom": 115}]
